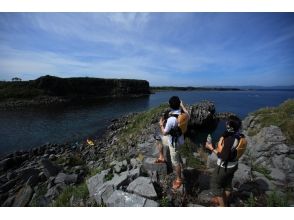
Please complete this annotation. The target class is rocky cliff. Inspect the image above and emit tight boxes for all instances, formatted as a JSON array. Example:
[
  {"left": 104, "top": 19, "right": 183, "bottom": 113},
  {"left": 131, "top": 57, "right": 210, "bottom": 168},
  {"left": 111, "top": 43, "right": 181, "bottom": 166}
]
[{"left": 0, "top": 75, "right": 150, "bottom": 108}]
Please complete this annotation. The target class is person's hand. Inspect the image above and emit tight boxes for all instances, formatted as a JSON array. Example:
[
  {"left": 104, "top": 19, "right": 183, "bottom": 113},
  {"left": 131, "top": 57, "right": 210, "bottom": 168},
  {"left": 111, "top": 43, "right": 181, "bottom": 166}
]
[
  {"left": 180, "top": 100, "right": 184, "bottom": 108},
  {"left": 205, "top": 142, "right": 213, "bottom": 151}
]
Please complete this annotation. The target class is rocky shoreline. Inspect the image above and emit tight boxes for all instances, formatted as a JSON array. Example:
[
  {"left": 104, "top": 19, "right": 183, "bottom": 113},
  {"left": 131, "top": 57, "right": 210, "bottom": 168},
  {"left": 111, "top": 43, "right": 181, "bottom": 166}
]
[{"left": 0, "top": 100, "right": 293, "bottom": 207}]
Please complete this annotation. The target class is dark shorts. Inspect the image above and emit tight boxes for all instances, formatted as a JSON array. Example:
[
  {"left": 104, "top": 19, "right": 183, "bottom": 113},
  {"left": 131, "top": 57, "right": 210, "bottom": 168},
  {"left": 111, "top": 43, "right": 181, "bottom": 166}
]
[{"left": 210, "top": 164, "right": 238, "bottom": 196}]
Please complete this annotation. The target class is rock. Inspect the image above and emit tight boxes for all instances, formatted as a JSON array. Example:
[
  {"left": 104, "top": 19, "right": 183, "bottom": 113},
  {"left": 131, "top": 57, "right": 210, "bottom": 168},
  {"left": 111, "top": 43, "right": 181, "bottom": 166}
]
[
  {"left": 197, "top": 190, "right": 214, "bottom": 205},
  {"left": 206, "top": 153, "right": 218, "bottom": 169},
  {"left": 40, "top": 159, "right": 61, "bottom": 178},
  {"left": 93, "top": 183, "right": 114, "bottom": 205},
  {"left": 110, "top": 173, "right": 129, "bottom": 189},
  {"left": 189, "top": 101, "right": 217, "bottom": 129},
  {"left": 144, "top": 199, "right": 159, "bottom": 207},
  {"left": 130, "top": 158, "right": 139, "bottom": 168},
  {"left": 17, "top": 168, "right": 40, "bottom": 187},
  {"left": 126, "top": 177, "right": 157, "bottom": 199},
  {"left": 254, "top": 175, "right": 276, "bottom": 192},
  {"left": 105, "top": 190, "right": 150, "bottom": 207},
  {"left": 283, "top": 157, "right": 294, "bottom": 173},
  {"left": 269, "top": 168, "right": 286, "bottom": 183},
  {"left": 114, "top": 164, "right": 122, "bottom": 173},
  {"left": 0, "top": 179, "right": 17, "bottom": 192},
  {"left": 232, "top": 163, "right": 252, "bottom": 187},
  {"left": 2, "top": 196, "right": 15, "bottom": 207},
  {"left": 86, "top": 169, "right": 110, "bottom": 197},
  {"left": 274, "top": 144, "right": 289, "bottom": 154},
  {"left": 54, "top": 172, "right": 78, "bottom": 185},
  {"left": 143, "top": 157, "right": 167, "bottom": 175},
  {"left": 271, "top": 155, "right": 285, "bottom": 170},
  {"left": 45, "top": 183, "right": 66, "bottom": 200},
  {"left": 187, "top": 203, "right": 205, "bottom": 207},
  {"left": 12, "top": 185, "right": 33, "bottom": 207},
  {"left": 128, "top": 167, "right": 141, "bottom": 181}
]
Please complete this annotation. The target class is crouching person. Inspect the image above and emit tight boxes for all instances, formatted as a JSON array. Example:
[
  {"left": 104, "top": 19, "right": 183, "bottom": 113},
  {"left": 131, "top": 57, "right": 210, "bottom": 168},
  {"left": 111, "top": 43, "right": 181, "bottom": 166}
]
[{"left": 205, "top": 115, "right": 247, "bottom": 206}]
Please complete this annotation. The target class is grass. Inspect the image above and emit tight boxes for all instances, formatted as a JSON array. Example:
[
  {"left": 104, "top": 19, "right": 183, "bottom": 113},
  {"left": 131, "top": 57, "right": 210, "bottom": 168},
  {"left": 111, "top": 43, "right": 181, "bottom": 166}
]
[
  {"left": 118, "top": 103, "right": 169, "bottom": 142},
  {"left": 252, "top": 164, "right": 273, "bottom": 180},
  {"left": 53, "top": 182, "right": 89, "bottom": 207},
  {"left": 266, "top": 191, "right": 289, "bottom": 207},
  {"left": 249, "top": 99, "right": 294, "bottom": 144},
  {"left": 244, "top": 193, "right": 256, "bottom": 207},
  {"left": 159, "top": 196, "right": 170, "bottom": 207},
  {"left": 179, "top": 138, "right": 206, "bottom": 170}
]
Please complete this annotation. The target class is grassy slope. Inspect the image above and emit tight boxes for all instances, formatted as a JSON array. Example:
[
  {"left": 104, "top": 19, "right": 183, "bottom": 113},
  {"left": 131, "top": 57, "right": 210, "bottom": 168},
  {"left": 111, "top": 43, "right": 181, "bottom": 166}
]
[{"left": 249, "top": 99, "right": 294, "bottom": 144}]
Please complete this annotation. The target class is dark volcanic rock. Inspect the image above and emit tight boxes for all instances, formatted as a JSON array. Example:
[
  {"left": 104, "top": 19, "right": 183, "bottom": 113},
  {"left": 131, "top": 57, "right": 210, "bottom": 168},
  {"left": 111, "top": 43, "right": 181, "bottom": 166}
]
[
  {"left": 189, "top": 101, "right": 218, "bottom": 130},
  {"left": 40, "top": 159, "right": 61, "bottom": 178}
]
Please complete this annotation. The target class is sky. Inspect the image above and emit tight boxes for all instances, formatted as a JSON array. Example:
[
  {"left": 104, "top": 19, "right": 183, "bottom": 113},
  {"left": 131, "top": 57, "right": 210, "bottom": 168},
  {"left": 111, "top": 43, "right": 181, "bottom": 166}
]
[{"left": 0, "top": 13, "right": 293, "bottom": 86}]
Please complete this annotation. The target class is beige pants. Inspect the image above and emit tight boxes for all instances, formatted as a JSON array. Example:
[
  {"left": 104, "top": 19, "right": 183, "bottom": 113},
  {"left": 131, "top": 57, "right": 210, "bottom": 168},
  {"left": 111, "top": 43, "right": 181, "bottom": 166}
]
[{"left": 161, "top": 136, "right": 181, "bottom": 166}]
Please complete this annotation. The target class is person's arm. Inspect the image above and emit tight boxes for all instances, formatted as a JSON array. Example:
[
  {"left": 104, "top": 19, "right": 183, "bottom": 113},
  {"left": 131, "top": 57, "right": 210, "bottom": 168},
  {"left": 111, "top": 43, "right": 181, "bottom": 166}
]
[
  {"left": 205, "top": 137, "right": 224, "bottom": 155},
  {"left": 180, "top": 100, "right": 190, "bottom": 118},
  {"left": 159, "top": 117, "right": 168, "bottom": 135}
]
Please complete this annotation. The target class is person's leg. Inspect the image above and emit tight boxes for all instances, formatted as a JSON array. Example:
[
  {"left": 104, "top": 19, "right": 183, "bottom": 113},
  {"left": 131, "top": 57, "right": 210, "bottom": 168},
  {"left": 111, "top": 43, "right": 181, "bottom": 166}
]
[
  {"left": 223, "top": 190, "right": 231, "bottom": 206},
  {"left": 155, "top": 140, "right": 165, "bottom": 162},
  {"left": 175, "top": 164, "right": 182, "bottom": 181}
]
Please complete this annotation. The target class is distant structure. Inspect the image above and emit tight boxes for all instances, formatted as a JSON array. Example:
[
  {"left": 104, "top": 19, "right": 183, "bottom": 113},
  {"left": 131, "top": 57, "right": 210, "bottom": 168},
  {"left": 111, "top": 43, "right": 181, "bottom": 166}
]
[{"left": 11, "top": 77, "right": 22, "bottom": 82}]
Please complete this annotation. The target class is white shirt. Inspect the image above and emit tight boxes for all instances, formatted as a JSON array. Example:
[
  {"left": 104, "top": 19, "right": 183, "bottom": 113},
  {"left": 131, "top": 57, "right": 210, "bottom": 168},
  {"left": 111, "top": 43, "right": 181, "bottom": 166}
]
[{"left": 163, "top": 110, "right": 184, "bottom": 147}]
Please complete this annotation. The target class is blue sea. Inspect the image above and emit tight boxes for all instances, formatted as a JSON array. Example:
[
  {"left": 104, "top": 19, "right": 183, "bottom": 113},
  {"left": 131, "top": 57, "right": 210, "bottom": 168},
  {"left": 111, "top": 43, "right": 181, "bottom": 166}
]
[{"left": 0, "top": 90, "right": 293, "bottom": 154}]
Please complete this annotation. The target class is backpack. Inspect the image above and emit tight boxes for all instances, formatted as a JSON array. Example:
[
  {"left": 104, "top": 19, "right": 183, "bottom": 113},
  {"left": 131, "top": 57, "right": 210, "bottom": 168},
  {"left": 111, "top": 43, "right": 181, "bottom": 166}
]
[
  {"left": 219, "top": 132, "right": 247, "bottom": 163},
  {"left": 168, "top": 112, "right": 189, "bottom": 146}
]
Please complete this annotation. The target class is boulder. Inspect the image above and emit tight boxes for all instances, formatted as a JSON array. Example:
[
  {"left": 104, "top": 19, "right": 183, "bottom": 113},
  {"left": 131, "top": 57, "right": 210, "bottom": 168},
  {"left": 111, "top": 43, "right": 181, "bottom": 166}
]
[
  {"left": 40, "top": 159, "right": 61, "bottom": 178},
  {"left": 12, "top": 185, "right": 33, "bottom": 207},
  {"left": 126, "top": 177, "right": 157, "bottom": 199},
  {"left": 54, "top": 172, "right": 78, "bottom": 185},
  {"left": 189, "top": 101, "right": 217, "bottom": 129},
  {"left": 93, "top": 183, "right": 114, "bottom": 205},
  {"left": 105, "top": 190, "right": 156, "bottom": 207},
  {"left": 269, "top": 168, "right": 286, "bottom": 183},
  {"left": 45, "top": 183, "right": 66, "bottom": 200},
  {"left": 143, "top": 157, "right": 167, "bottom": 175},
  {"left": 144, "top": 199, "right": 159, "bottom": 207},
  {"left": 86, "top": 169, "right": 110, "bottom": 197},
  {"left": 232, "top": 163, "right": 252, "bottom": 187}
]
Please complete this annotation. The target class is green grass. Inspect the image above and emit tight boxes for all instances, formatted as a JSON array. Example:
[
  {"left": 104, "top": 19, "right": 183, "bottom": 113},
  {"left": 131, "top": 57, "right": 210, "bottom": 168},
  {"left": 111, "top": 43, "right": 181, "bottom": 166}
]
[
  {"left": 53, "top": 182, "right": 89, "bottom": 207},
  {"left": 266, "top": 191, "right": 289, "bottom": 207},
  {"left": 250, "top": 99, "right": 294, "bottom": 144},
  {"left": 179, "top": 138, "right": 205, "bottom": 169},
  {"left": 252, "top": 164, "right": 273, "bottom": 180},
  {"left": 159, "top": 196, "right": 170, "bottom": 207},
  {"left": 118, "top": 103, "right": 169, "bottom": 141},
  {"left": 244, "top": 193, "right": 257, "bottom": 207}
]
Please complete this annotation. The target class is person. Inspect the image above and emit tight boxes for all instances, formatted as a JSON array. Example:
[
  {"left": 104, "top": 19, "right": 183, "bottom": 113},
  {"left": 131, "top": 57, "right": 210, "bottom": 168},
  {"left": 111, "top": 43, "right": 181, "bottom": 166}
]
[
  {"left": 155, "top": 96, "right": 190, "bottom": 190},
  {"left": 205, "top": 115, "right": 247, "bottom": 207}
]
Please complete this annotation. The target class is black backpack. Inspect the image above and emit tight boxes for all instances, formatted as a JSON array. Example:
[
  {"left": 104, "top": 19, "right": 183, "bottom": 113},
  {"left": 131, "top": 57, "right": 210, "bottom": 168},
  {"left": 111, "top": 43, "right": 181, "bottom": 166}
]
[{"left": 219, "top": 132, "right": 242, "bottom": 164}]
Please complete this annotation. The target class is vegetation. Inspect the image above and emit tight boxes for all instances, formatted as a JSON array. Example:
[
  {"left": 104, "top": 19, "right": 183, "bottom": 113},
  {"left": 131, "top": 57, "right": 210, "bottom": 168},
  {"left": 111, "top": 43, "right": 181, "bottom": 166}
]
[
  {"left": 179, "top": 138, "right": 206, "bottom": 170},
  {"left": 250, "top": 99, "right": 294, "bottom": 144},
  {"left": 244, "top": 193, "right": 257, "bottom": 207},
  {"left": 0, "top": 81, "right": 43, "bottom": 101},
  {"left": 266, "top": 191, "right": 288, "bottom": 207},
  {"left": 252, "top": 164, "right": 273, "bottom": 180},
  {"left": 151, "top": 86, "right": 241, "bottom": 92},
  {"left": 53, "top": 182, "right": 89, "bottom": 207},
  {"left": 117, "top": 103, "right": 169, "bottom": 145}
]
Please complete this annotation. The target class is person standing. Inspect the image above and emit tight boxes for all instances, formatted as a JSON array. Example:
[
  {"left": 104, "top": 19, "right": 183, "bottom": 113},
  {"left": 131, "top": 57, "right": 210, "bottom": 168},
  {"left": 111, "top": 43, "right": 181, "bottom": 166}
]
[
  {"left": 155, "top": 96, "right": 189, "bottom": 190},
  {"left": 205, "top": 115, "right": 247, "bottom": 206}
]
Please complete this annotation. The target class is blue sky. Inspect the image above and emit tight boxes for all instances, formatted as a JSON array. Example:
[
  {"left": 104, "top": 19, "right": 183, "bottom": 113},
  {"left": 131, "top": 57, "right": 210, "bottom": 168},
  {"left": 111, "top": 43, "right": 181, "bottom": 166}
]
[{"left": 0, "top": 13, "right": 293, "bottom": 86}]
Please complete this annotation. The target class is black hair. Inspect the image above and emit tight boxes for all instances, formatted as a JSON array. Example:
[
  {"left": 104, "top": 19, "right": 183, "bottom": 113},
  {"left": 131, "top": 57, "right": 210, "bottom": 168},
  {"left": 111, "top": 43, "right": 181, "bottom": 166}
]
[
  {"left": 169, "top": 96, "right": 181, "bottom": 110},
  {"left": 226, "top": 115, "right": 242, "bottom": 132}
]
